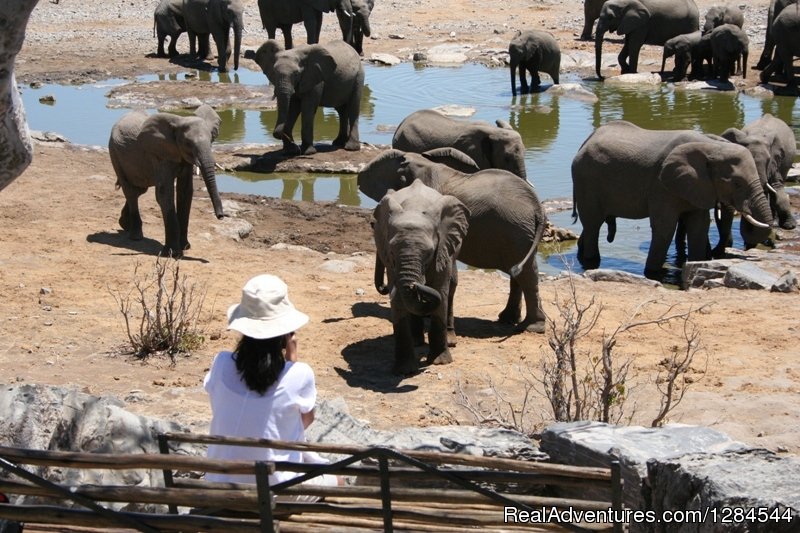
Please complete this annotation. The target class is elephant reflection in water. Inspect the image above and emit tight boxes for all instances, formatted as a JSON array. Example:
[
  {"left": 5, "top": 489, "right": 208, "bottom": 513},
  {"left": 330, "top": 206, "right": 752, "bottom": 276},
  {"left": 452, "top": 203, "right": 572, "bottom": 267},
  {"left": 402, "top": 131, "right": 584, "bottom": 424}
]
[
  {"left": 215, "top": 108, "right": 247, "bottom": 143},
  {"left": 508, "top": 95, "right": 559, "bottom": 151},
  {"left": 281, "top": 177, "right": 317, "bottom": 202}
]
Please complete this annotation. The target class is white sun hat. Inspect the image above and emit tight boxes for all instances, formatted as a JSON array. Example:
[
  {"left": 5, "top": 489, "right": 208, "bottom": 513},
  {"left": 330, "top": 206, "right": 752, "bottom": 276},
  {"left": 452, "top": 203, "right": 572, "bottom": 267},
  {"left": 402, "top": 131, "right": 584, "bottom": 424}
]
[{"left": 227, "top": 274, "right": 309, "bottom": 339}]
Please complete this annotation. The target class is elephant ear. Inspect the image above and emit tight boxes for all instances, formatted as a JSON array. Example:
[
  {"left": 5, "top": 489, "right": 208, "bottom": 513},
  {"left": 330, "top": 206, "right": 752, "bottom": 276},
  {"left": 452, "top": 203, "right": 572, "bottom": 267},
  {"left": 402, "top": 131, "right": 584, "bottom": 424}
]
[
  {"left": 358, "top": 149, "right": 409, "bottom": 201},
  {"left": 435, "top": 195, "right": 470, "bottom": 274},
  {"left": 194, "top": 104, "right": 221, "bottom": 142},
  {"left": 658, "top": 142, "right": 724, "bottom": 210},
  {"left": 254, "top": 40, "right": 284, "bottom": 82},
  {"left": 138, "top": 113, "right": 183, "bottom": 163},
  {"left": 300, "top": 48, "right": 337, "bottom": 94},
  {"left": 421, "top": 147, "right": 480, "bottom": 173},
  {"left": 617, "top": 1, "right": 650, "bottom": 35}
]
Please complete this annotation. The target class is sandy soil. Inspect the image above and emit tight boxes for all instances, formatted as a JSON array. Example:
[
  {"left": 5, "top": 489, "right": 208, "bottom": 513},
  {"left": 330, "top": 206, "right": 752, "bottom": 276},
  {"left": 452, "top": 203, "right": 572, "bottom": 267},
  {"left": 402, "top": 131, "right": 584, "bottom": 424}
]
[{"left": 4, "top": 0, "right": 800, "bottom": 457}]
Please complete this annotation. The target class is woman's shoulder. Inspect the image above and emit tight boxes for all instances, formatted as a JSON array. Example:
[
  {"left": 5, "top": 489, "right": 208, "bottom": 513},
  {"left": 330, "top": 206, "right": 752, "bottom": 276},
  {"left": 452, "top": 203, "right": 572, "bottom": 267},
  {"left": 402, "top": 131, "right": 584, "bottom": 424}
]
[{"left": 285, "top": 360, "right": 314, "bottom": 379}]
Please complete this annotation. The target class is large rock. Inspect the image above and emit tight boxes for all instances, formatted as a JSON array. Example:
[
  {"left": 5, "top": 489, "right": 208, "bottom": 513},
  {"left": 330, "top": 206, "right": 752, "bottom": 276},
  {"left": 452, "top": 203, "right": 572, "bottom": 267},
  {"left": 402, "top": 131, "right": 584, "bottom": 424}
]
[
  {"left": 540, "top": 422, "right": 751, "bottom": 514},
  {"left": 646, "top": 449, "right": 800, "bottom": 532}
]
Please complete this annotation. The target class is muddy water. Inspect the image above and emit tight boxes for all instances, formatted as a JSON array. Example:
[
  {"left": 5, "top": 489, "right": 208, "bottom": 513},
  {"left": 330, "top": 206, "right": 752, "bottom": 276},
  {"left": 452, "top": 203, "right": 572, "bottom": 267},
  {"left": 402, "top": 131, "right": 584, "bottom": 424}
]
[{"left": 20, "top": 63, "right": 800, "bottom": 275}]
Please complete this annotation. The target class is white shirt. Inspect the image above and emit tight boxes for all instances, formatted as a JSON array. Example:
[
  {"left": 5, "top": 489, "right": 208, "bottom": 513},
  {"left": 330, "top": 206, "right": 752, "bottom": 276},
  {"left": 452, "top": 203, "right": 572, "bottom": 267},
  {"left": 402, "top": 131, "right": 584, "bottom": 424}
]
[{"left": 203, "top": 351, "right": 317, "bottom": 485}]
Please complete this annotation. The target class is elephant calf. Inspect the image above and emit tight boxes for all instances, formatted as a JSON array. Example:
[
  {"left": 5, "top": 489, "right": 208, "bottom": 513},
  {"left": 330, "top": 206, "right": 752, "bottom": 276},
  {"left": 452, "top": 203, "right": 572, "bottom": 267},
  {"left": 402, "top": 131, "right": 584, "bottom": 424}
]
[
  {"left": 508, "top": 29, "right": 561, "bottom": 95},
  {"left": 372, "top": 180, "right": 470, "bottom": 376},
  {"left": 109, "top": 104, "right": 225, "bottom": 256}
]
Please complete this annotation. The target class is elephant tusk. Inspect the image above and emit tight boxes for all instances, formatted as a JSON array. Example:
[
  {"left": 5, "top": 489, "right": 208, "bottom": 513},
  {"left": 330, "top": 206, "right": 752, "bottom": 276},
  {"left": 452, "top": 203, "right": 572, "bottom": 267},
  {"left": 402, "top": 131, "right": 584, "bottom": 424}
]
[
  {"left": 715, "top": 206, "right": 721, "bottom": 220},
  {"left": 344, "top": 10, "right": 354, "bottom": 17},
  {"left": 766, "top": 182, "right": 777, "bottom": 194},
  {"left": 742, "top": 213, "right": 770, "bottom": 229}
]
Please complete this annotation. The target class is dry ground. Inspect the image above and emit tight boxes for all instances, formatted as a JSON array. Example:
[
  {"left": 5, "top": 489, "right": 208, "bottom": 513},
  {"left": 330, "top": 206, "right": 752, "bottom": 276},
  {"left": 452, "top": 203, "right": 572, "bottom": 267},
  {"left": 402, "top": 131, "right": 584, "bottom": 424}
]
[{"left": 3, "top": 0, "right": 799, "bottom": 456}]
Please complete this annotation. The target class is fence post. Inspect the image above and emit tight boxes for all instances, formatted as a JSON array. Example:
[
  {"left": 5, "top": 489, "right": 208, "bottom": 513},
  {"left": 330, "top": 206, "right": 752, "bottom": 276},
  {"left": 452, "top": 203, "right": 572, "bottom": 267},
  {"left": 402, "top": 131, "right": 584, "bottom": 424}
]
[
  {"left": 610, "top": 460, "right": 623, "bottom": 533},
  {"left": 255, "top": 461, "right": 275, "bottom": 533},
  {"left": 156, "top": 434, "right": 178, "bottom": 515},
  {"left": 378, "top": 455, "right": 393, "bottom": 532}
]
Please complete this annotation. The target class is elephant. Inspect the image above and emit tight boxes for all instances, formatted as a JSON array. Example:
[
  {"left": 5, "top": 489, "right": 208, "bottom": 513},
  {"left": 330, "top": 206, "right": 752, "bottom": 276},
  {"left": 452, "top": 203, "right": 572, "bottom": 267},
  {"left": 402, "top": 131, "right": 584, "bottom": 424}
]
[
  {"left": 708, "top": 23, "right": 748, "bottom": 82},
  {"left": 154, "top": 0, "right": 187, "bottom": 58},
  {"left": 594, "top": 0, "right": 699, "bottom": 80},
  {"left": 722, "top": 114, "right": 797, "bottom": 231},
  {"left": 358, "top": 148, "right": 548, "bottom": 333},
  {"left": 372, "top": 179, "right": 470, "bottom": 375},
  {"left": 337, "top": 0, "right": 373, "bottom": 55},
  {"left": 759, "top": 6, "right": 800, "bottom": 87},
  {"left": 392, "top": 109, "right": 528, "bottom": 179},
  {"left": 508, "top": 29, "right": 561, "bottom": 96},
  {"left": 571, "top": 121, "right": 773, "bottom": 280},
  {"left": 258, "top": 0, "right": 354, "bottom": 50},
  {"left": 661, "top": 30, "right": 707, "bottom": 81},
  {"left": 252, "top": 39, "right": 364, "bottom": 155},
  {"left": 755, "top": 0, "right": 797, "bottom": 70},
  {"left": 108, "top": 104, "right": 226, "bottom": 256},
  {"left": 182, "top": 0, "right": 244, "bottom": 72},
  {"left": 581, "top": 0, "right": 609, "bottom": 40},
  {"left": 0, "top": 0, "right": 39, "bottom": 192},
  {"left": 702, "top": 4, "right": 744, "bottom": 34}
]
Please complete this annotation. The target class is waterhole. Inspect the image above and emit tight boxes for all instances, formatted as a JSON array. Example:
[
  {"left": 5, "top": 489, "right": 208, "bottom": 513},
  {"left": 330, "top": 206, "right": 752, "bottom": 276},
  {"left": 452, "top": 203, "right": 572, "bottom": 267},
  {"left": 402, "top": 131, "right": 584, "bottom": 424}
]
[{"left": 20, "top": 63, "right": 799, "bottom": 277}]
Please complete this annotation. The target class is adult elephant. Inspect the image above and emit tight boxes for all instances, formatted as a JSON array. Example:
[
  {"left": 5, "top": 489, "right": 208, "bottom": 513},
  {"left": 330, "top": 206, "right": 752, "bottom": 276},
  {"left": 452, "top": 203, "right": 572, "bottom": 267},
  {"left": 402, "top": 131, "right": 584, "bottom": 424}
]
[
  {"left": 154, "top": 0, "right": 187, "bottom": 58},
  {"left": 392, "top": 109, "right": 528, "bottom": 179},
  {"left": 183, "top": 0, "right": 244, "bottom": 72},
  {"left": 1, "top": 0, "right": 40, "bottom": 192},
  {"left": 759, "top": 6, "right": 800, "bottom": 87},
  {"left": 755, "top": 0, "right": 797, "bottom": 70},
  {"left": 337, "top": 0, "right": 374, "bottom": 55},
  {"left": 252, "top": 40, "right": 364, "bottom": 155},
  {"left": 108, "top": 104, "right": 226, "bottom": 256},
  {"left": 572, "top": 121, "right": 772, "bottom": 280},
  {"left": 581, "top": 0, "right": 609, "bottom": 41},
  {"left": 722, "top": 114, "right": 797, "bottom": 231},
  {"left": 372, "top": 179, "right": 470, "bottom": 375},
  {"left": 258, "top": 0, "right": 354, "bottom": 50},
  {"left": 359, "top": 148, "right": 547, "bottom": 333},
  {"left": 595, "top": 0, "right": 699, "bottom": 80},
  {"left": 508, "top": 29, "right": 561, "bottom": 95}
]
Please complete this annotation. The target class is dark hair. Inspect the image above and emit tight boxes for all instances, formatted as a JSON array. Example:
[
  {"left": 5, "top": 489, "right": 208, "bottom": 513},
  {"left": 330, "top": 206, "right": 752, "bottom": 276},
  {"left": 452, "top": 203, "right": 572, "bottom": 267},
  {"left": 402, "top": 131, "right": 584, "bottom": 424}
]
[{"left": 233, "top": 335, "right": 288, "bottom": 394}]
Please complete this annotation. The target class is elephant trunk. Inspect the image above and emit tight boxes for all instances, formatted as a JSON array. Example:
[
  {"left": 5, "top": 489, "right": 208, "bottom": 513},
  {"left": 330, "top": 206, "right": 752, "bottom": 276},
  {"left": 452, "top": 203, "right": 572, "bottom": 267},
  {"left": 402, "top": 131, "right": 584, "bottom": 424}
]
[
  {"left": 738, "top": 183, "right": 772, "bottom": 248},
  {"left": 595, "top": 23, "right": 607, "bottom": 80},
  {"left": 399, "top": 283, "right": 441, "bottom": 316},
  {"left": 197, "top": 152, "right": 225, "bottom": 219},
  {"left": 233, "top": 17, "right": 242, "bottom": 71},
  {"left": 360, "top": 12, "right": 371, "bottom": 37}
]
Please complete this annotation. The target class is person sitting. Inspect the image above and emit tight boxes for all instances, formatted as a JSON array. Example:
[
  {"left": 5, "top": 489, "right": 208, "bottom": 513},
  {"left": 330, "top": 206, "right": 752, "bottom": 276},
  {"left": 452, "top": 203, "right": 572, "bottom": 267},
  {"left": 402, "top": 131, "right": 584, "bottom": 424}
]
[{"left": 203, "top": 274, "right": 339, "bottom": 498}]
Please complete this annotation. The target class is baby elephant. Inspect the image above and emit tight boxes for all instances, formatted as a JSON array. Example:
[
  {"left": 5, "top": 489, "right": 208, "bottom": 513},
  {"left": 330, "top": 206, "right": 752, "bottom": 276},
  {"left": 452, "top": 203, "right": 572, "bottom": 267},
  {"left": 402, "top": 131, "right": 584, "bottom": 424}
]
[
  {"left": 372, "top": 180, "right": 470, "bottom": 376},
  {"left": 709, "top": 23, "right": 748, "bottom": 82},
  {"left": 661, "top": 31, "right": 709, "bottom": 81},
  {"left": 508, "top": 29, "right": 561, "bottom": 95}
]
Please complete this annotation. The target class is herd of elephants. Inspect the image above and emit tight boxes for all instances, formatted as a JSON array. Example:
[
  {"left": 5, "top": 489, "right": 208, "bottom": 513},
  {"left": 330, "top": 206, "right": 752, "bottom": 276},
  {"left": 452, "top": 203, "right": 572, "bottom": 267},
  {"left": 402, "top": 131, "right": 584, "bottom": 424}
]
[{"left": 1, "top": 0, "right": 798, "bottom": 375}]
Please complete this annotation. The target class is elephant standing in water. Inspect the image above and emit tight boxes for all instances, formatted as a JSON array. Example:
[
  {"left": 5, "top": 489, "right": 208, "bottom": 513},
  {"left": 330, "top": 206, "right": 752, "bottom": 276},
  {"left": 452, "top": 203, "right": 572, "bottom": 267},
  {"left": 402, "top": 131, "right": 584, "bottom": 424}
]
[
  {"left": 372, "top": 180, "right": 470, "bottom": 375},
  {"left": 252, "top": 40, "right": 364, "bottom": 155},
  {"left": 0, "top": 0, "right": 40, "bottom": 192},
  {"left": 109, "top": 104, "right": 226, "bottom": 256},
  {"left": 182, "top": 0, "right": 244, "bottom": 72},
  {"left": 359, "top": 148, "right": 548, "bottom": 333},
  {"left": 392, "top": 109, "right": 528, "bottom": 179},
  {"left": 572, "top": 120, "right": 772, "bottom": 280},
  {"left": 508, "top": 29, "right": 561, "bottom": 95},
  {"left": 594, "top": 0, "right": 699, "bottom": 79}
]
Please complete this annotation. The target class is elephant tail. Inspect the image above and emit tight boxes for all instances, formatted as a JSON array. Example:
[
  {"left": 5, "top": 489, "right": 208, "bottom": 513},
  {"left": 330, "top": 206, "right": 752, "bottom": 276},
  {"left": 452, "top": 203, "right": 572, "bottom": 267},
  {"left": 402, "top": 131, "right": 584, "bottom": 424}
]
[
  {"left": 509, "top": 209, "right": 547, "bottom": 278},
  {"left": 605, "top": 216, "right": 617, "bottom": 243}
]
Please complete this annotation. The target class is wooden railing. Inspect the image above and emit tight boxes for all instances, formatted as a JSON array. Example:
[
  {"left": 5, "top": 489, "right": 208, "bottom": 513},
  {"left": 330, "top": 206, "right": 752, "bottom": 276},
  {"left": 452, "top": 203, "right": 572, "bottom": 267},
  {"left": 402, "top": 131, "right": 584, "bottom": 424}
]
[{"left": 0, "top": 435, "right": 625, "bottom": 532}]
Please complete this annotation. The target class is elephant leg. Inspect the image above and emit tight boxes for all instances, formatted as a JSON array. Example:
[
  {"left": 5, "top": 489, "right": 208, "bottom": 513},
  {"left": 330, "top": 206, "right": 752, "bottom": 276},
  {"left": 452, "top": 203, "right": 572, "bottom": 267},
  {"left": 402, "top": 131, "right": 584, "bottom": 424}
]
[
  {"left": 426, "top": 310, "right": 453, "bottom": 366},
  {"left": 498, "top": 276, "right": 522, "bottom": 325},
  {"left": 116, "top": 175, "right": 146, "bottom": 240},
  {"left": 176, "top": 166, "right": 194, "bottom": 251},
  {"left": 168, "top": 34, "right": 180, "bottom": 57},
  {"left": 683, "top": 209, "right": 711, "bottom": 262},
  {"left": 188, "top": 30, "right": 197, "bottom": 57},
  {"left": 618, "top": 40, "right": 632, "bottom": 73},
  {"left": 199, "top": 34, "right": 212, "bottom": 60},
  {"left": 155, "top": 178, "right": 182, "bottom": 257},
  {"left": 279, "top": 99, "right": 302, "bottom": 155},
  {"left": 674, "top": 215, "right": 688, "bottom": 266},
  {"left": 214, "top": 30, "right": 231, "bottom": 72},
  {"left": 299, "top": 92, "right": 321, "bottom": 155},
  {"left": 341, "top": 78, "right": 363, "bottom": 151},
  {"left": 392, "top": 312, "right": 420, "bottom": 376},
  {"left": 157, "top": 33, "right": 168, "bottom": 57},
  {"left": 517, "top": 63, "right": 529, "bottom": 94},
  {"left": 645, "top": 212, "right": 679, "bottom": 280},
  {"left": 303, "top": 10, "right": 323, "bottom": 44},
  {"left": 411, "top": 315, "right": 425, "bottom": 347},
  {"left": 446, "top": 271, "right": 457, "bottom": 347},
  {"left": 520, "top": 263, "right": 546, "bottom": 334},
  {"left": 576, "top": 223, "right": 601, "bottom": 270},
  {"left": 755, "top": 35, "right": 775, "bottom": 71},
  {"left": 772, "top": 183, "right": 796, "bottom": 230},
  {"left": 712, "top": 204, "right": 735, "bottom": 258}
]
